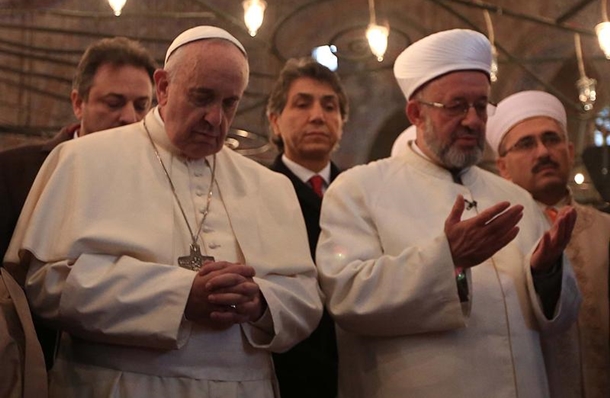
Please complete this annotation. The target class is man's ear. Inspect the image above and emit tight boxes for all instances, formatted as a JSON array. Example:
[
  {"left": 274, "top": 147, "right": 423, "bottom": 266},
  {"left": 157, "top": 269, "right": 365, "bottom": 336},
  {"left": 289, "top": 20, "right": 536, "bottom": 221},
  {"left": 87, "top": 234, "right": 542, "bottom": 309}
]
[
  {"left": 268, "top": 112, "right": 281, "bottom": 138},
  {"left": 154, "top": 69, "right": 169, "bottom": 107},
  {"left": 406, "top": 100, "right": 423, "bottom": 128},
  {"left": 71, "top": 89, "right": 84, "bottom": 120},
  {"left": 567, "top": 140, "right": 575, "bottom": 169}
]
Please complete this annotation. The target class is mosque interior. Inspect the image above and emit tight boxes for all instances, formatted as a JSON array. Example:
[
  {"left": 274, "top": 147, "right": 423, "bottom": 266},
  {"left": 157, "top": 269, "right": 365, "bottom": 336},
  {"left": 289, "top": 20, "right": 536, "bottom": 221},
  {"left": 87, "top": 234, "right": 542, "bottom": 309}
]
[{"left": 1, "top": 0, "right": 610, "bottom": 207}]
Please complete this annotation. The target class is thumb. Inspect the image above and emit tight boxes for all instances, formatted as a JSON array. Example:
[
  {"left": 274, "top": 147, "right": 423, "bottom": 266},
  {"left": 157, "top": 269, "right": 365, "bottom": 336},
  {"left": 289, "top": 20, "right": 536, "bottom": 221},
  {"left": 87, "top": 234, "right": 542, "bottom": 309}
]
[{"left": 446, "top": 194, "right": 465, "bottom": 227}]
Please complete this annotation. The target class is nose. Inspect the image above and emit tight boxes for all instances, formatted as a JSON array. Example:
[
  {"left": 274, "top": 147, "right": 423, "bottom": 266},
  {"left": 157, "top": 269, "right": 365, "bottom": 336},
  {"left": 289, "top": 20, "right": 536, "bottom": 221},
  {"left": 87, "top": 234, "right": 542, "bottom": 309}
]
[
  {"left": 533, "top": 137, "right": 551, "bottom": 157},
  {"left": 205, "top": 102, "right": 223, "bottom": 127},
  {"left": 460, "top": 106, "right": 483, "bottom": 129},
  {"left": 118, "top": 103, "right": 138, "bottom": 125},
  {"left": 309, "top": 102, "right": 326, "bottom": 123}
]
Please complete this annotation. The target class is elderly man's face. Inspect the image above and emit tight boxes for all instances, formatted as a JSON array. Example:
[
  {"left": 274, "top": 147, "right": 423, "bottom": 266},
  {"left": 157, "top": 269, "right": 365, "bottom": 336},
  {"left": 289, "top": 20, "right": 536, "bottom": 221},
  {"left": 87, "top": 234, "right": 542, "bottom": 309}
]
[
  {"left": 72, "top": 63, "right": 153, "bottom": 136},
  {"left": 155, "top": 40, "right": 249, "bottom": 159},
  {"left": 496, "top": 117, "right": 574, "bottom": 204},
  {"left": 269, "top": 77, "right": 344, "bottom": 165},
  {"left": 409, "top": 71, "right": 489, "bottom": 169}
]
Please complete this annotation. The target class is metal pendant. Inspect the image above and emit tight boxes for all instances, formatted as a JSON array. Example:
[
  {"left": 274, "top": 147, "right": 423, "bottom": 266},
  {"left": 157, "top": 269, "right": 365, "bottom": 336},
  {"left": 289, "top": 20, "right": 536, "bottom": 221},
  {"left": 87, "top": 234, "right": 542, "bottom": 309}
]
[{"left": 178, "top": 243, "right": 214, "bottom": 271}]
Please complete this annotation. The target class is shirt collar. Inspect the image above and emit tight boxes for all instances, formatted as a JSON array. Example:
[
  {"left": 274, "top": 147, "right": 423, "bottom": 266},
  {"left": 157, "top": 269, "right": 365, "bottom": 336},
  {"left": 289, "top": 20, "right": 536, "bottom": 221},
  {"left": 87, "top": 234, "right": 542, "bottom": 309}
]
[
  {"left": 147, "top": 107, "right": 212, "bottom": 165},
  {"left": 154, "top": 106, "right": 165, "bottom": 126},
  {"left": 537, "top": 189, "right": 572, "bottom": 211},
  {"left": 281, "top": 154, "right": 331, "bottom": 184}
]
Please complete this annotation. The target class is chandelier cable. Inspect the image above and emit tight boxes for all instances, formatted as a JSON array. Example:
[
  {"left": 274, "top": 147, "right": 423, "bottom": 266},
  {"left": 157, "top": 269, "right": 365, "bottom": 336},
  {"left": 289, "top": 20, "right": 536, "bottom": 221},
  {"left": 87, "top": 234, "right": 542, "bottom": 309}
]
[
  {"left": 574, "top": 33, "right": 586, "bottom": 78},
  {"left": 368, "top": 0, "right": 376, "bottom": 25}
]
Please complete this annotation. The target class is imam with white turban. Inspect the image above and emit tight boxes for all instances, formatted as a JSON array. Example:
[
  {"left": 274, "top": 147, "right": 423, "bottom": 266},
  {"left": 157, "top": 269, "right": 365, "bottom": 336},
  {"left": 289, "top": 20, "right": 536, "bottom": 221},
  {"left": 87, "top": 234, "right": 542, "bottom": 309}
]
[
  {"left": 488, "top": 90, "right": 610, "bottom": 398},
  {"left": 316, "top": 30, "right": 580, "bottom": 398}
]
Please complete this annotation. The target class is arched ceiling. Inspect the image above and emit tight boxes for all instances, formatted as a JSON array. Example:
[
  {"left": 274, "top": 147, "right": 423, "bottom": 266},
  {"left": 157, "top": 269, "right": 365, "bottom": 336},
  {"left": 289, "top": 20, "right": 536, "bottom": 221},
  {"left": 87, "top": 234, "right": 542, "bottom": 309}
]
[{"left": 1, "top": 0, "right": 609, "bottom": 203}]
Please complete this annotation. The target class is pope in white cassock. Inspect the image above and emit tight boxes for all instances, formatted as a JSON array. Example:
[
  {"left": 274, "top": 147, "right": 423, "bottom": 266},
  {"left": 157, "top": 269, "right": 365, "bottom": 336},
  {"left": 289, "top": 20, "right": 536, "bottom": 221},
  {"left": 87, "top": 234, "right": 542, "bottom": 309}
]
[
  {"left": 316, "top": 29, "right": 581, "bottom": 398},
  {"left": 3, "top": 26, "right": 322, "bottom": 398}
]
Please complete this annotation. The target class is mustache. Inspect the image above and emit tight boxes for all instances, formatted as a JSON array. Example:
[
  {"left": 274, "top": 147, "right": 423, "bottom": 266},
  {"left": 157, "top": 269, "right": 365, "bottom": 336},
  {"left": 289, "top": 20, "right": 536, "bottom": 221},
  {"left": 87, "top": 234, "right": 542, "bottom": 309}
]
[
  {"left": 452, "top": 128, "right": 484, "bottom": 148},
  {"left": 532, "top": 157, "right": 559, "bottom": 173},
  {"left": 453, "top": 127, "right": 481, "bottom": 139}
]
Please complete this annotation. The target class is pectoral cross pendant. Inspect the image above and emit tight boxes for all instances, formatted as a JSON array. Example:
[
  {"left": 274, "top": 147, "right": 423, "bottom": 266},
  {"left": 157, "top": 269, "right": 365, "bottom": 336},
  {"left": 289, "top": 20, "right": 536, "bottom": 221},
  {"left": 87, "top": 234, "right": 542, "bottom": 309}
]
[{"left": 178, "top": 243, "right": 214, "bottom": 271}]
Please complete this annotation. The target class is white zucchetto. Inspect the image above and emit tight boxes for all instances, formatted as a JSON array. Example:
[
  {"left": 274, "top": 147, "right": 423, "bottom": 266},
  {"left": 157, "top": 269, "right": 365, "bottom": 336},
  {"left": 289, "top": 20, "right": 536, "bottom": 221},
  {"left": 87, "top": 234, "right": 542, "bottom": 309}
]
[
  {"left": 486, "top": 90, "right": 567, "bottom": 155},
  {"left": 391, "top": 125, "right": 417, "bottom": 157},
  {"left": 394, "top": 29, "right": 492, "bottom": 100},
  {"left": 165, "top": 26, "right": 246, "bottom": 66}
]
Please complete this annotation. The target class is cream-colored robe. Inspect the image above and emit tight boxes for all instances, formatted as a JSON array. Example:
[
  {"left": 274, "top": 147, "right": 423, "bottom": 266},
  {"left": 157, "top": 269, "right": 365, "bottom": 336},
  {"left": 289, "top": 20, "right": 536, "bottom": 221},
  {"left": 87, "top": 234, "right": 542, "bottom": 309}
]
[
  {"left": 4, "top": 110, "right": 323, "bottom": 398},
  {"left": 316, "top": 145, "right": 581, "bottom": 398},
  {"left": 540, "top": 199, "right": 610, "bottom": 398}
]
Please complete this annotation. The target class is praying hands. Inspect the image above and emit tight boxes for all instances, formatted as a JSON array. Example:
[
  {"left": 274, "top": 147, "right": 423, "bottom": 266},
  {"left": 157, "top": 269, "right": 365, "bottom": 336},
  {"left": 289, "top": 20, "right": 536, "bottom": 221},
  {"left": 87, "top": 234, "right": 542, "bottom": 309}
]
[{"left": 185, "top": 261, "right": 267, "bottom": 327}]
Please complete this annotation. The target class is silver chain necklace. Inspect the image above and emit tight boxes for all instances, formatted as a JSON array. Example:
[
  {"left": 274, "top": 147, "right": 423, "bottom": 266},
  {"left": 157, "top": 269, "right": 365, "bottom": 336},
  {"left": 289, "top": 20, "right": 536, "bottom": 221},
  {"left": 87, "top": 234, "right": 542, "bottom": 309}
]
[{"left": 143, "top": 118, "right": 216, "bottom": 271}]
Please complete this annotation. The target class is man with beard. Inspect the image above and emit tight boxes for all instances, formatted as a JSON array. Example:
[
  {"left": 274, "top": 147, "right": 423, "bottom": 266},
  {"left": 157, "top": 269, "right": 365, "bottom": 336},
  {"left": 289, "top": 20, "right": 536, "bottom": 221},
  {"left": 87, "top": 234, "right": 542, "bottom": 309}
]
[
  {"left": 267, "top": 57, "right": 347, "bottom": 398},
  {"left": 315, "top": 29, "right": 581, "bottom": 398},
  {"left": 487, "top": 90, "right": 610, "bottom": 398}
]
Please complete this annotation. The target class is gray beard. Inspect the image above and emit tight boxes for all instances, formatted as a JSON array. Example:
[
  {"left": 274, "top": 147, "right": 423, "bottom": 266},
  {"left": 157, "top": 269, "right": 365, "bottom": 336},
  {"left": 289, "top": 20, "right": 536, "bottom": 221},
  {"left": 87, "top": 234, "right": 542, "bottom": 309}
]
[{"left": 423, "top": 117, "right": 483, "bottom": 169}]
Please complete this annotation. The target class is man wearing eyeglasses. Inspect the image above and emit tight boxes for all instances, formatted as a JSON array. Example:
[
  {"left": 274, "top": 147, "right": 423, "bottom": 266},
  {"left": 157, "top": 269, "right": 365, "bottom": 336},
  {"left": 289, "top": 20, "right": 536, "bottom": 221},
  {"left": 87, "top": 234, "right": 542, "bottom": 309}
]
[
  {"left": 316, "top": 29, "right": 580, "bottom": 398},
  {"left": 487, "top": 90, "right": 610, "bottom": 398}
]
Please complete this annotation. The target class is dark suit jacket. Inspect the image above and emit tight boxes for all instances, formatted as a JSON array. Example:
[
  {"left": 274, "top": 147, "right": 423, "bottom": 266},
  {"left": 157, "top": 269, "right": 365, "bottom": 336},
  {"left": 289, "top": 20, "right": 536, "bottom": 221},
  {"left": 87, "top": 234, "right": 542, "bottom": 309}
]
[
  {"left": 0, "top": 123, "right": 77, "bottom": 369},
  {"left": 269, "top": 155, "right": 340, "bottom": 398}
]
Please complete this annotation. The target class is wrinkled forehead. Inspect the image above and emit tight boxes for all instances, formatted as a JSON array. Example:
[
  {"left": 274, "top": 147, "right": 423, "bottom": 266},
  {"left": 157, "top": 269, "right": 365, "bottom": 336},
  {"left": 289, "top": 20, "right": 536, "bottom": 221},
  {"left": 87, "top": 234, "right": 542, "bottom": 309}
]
[{"left": 172, "top": 40, "right": 249, "bottom": 83}]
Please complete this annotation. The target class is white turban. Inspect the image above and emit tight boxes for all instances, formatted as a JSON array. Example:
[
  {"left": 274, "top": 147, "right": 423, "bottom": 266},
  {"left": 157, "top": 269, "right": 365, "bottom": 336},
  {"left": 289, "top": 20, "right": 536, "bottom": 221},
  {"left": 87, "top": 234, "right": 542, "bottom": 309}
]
[
  {"left": 486, "top": 90, "right": 567, "bottom": 155},
  {"left": 165, "top": 26, "right": 246, "bottom": 66},
  {"left": 391, "top": 125, "right": 417, "bottom": 157},
  {"left": 394, "top": 29, "right": 492, "bottom": 100}
]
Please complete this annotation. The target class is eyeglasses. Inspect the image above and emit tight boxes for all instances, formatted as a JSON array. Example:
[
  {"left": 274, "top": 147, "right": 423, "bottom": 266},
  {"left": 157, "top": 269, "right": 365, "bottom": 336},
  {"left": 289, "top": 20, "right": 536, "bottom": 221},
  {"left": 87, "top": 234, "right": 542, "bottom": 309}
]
[
  {"left": 418, "top": 99, "right": 496, "bottom": 118},
  {"left": 500, "top": 132, "right": 565, "bottom": 157}
]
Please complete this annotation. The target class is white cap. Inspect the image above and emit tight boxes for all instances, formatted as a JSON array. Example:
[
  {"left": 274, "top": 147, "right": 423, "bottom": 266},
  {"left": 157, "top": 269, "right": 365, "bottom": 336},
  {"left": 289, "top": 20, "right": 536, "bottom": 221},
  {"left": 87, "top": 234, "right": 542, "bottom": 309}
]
[
  {"left": 391, "top": 125, "right": 417, "bottom": 157},
  {"left": 394, "top": 29, "right": 492, "bottom": 100},
  {"left": 165, "top": 26, "right": 246, "bottom": 66},
  {"left": 486, "top": 90, "right": 567, "bottom": 155}
]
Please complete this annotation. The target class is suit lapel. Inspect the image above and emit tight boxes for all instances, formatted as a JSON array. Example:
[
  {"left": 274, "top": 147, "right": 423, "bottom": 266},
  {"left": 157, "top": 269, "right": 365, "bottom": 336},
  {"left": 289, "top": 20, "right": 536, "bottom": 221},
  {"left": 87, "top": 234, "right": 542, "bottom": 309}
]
[{"left": 271, "top": 156, "right": 321, "bottom": 209}]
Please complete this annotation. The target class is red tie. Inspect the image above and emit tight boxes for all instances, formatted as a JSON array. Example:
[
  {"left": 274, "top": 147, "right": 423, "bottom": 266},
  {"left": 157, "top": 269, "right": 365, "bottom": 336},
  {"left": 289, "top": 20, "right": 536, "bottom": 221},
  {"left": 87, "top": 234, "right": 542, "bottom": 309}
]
[
  {"left": 309, "top": 175, "right": 325, "bottom": 198},
  {"left": 545, "top": 207, "right": 558, "bottom": 223}
]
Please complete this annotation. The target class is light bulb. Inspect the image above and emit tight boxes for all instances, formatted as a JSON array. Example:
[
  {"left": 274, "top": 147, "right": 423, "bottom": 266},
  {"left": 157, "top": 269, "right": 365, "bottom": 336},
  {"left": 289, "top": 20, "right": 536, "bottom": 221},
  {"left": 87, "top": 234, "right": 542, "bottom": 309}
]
[
  {"left": 576, "top": 76, "right": 597, "bottom": 112},
  {"left": 366, "top": 23, "right": 389, "bottom": 62},
  {"left": 108, "top": 0, "right": 126, "bottom": 16},
  {"left": 243, "top": 0, "right": 267, "bottom": 37},
  {"left": 574, "top": 173, "right": 585, "bottom": 185},
  {"left": 312, "top": 45, "right": 338, "bottom": 71},
  {"left": 596, "top": 22, "right": 610, "bottom": 59}
]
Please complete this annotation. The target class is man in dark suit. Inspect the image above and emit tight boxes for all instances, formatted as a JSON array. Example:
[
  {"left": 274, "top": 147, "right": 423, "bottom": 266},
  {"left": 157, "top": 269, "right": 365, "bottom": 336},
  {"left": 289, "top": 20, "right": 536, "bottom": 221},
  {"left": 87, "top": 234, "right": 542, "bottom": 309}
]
[
  {"left": 0, "top": 36, "right": 156, "bottom": 369},
  {"left": 266, "top": 57, "right": 348, "bottom": 398}
]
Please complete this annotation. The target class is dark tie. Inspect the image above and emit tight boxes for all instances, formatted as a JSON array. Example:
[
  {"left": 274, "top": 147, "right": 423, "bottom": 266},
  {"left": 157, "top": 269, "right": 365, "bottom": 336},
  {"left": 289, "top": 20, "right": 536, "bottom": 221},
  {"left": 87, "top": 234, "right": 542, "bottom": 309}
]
[
  {"left": 450, "top": 170, "right": 463, "bottom": 185},
  {"left": 309, "top": 175, "right": 324, "bottom": 198}
]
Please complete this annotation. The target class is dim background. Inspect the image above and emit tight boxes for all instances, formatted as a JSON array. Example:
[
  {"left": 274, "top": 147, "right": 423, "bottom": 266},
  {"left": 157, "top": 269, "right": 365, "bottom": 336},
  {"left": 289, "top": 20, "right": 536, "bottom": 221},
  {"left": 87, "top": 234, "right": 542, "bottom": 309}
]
[{"left": 1, "top": 0, "right": 610, "bottom": 206}]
